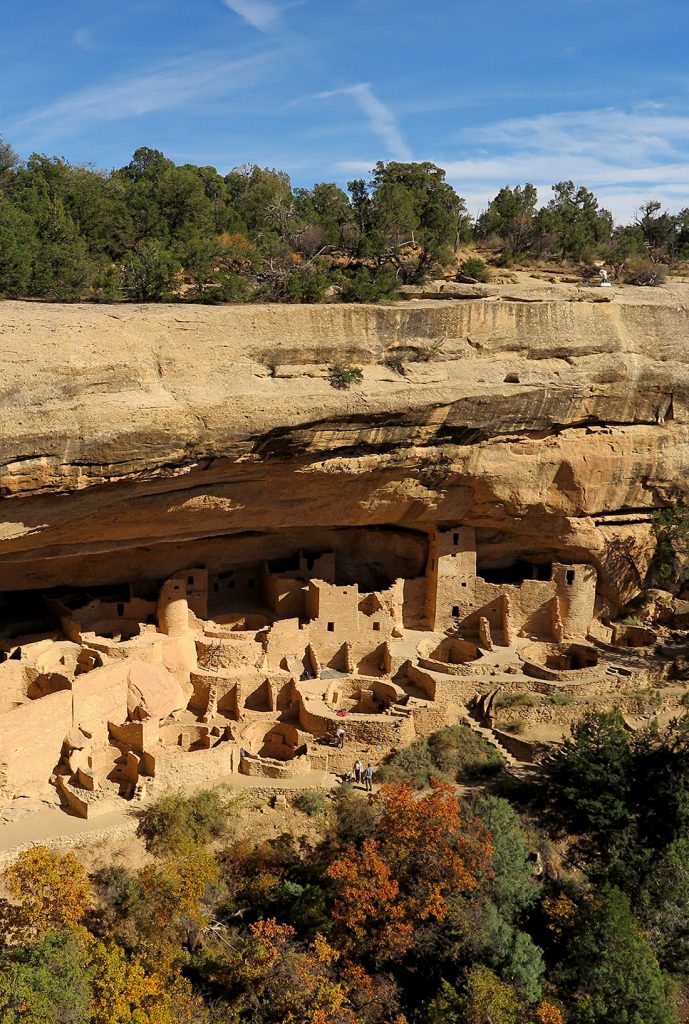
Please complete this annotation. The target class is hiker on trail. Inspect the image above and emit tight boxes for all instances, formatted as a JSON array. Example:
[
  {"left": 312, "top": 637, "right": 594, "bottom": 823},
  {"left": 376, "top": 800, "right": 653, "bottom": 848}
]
[
  {"left": 364, "top": 764, "right": 374, "bottom": 791},
  {"left": 354, "top": 759, "right": 363, "bottom": 784},
  {"left": 335, "top": 725, "right": 346, "bottom": 749}
]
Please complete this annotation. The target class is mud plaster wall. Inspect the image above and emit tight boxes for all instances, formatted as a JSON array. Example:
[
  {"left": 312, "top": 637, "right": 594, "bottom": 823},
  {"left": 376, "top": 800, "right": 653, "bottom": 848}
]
[{"left": 72, "top": 663, "right": 129, "bottom": 744}]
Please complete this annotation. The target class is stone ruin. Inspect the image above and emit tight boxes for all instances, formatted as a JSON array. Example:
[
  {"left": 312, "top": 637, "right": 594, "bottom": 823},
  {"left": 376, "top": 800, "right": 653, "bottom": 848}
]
[{"left": 0, "top": 526, "right": 673, "bottom": 817}]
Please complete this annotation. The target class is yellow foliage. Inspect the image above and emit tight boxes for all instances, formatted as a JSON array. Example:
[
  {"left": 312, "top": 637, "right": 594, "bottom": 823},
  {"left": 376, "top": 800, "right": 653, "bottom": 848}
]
[
  {"left": 85, "top": 931, "right": 206, "bottom": 1024},
  {"left": 3, "top": 845, "right": 92, "bottom": 940}
]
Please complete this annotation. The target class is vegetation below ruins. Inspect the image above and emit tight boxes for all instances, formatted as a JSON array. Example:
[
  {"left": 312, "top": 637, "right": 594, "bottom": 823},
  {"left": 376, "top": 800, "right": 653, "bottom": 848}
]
[
  {"left": 4, "top": 711, "right": 689, "bottom": 1021},
  {"left": 1, "top": 134, "right": 688, "bottom": 303}
]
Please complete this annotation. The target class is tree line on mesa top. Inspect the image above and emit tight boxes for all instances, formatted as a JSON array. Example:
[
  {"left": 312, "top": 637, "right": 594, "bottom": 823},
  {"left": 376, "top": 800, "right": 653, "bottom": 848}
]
[{"left": 0, "top": 134, "right": 688, "bottom": 303}]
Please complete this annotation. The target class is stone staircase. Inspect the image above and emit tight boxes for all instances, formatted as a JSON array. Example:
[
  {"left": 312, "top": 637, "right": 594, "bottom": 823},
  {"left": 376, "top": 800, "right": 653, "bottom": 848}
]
[{"left": 456, "top": 709, "right": 519, "bottom": 768}]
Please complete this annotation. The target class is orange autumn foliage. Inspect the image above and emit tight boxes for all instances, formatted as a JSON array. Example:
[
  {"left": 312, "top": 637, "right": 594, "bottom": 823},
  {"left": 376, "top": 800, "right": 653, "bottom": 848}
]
[{"left": 327, "top": 781, "right": 492, "bottom": 957}]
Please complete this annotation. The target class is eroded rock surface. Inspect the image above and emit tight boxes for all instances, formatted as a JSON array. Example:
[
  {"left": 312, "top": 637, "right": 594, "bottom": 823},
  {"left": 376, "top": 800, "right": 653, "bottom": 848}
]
[{"left": 1, "top": 284, "right": 689, "bottom": 605}]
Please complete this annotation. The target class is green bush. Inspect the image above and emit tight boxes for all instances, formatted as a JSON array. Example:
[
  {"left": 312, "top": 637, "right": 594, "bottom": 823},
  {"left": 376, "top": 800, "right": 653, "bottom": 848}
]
[
  {"left": 377, "top": 725, "right": 503, "bottom": 789},
  {"left": 293, "top": 790, "right": 328, "bottom": 817},
  {"left": 136, "top": 787, "right": 230, "bottom": 853},
  {"left": 339, "top": 266, "right": 399, "bottom": 303},
  {"left": 329, "top": 362, "right": 364, "bottom": 390},
  {"left": 548, "top": 692, "right": 574, "bottom": 705},
  {"left": 679, "top": 691, "right": 689, "bottom": 707},
  {"left": 331, "top": 782, "right": 379, "bottom": 843},
  {"left": 459, "top": 257, "right": 490, "bottom": 282}
]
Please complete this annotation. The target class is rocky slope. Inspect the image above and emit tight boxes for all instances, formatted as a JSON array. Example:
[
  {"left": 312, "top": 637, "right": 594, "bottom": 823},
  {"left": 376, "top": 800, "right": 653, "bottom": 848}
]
[{"left": 1, "top": 280, "right": 688, "bottom": 607}]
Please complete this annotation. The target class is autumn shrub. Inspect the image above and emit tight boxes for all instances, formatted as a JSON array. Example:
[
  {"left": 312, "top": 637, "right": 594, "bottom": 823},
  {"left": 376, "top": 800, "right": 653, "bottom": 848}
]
[
  {"left": 293, "top": 790, "right": 328, "bottom": 817},
  {"left": 136, "top": 788, "right": 230, "bottom": 854},
  {"left": 622, "top": 257, "right": 667, "bottom": 286},
  {"left": 1, "top": 846, "right": 92, "bottom": 941}
]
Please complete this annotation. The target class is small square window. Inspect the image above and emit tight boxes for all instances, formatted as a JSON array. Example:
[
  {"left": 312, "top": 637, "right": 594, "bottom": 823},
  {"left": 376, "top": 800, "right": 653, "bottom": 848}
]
[
  {"left": 373, "top": 622, "right": 381, "bottom": 632},
  {"left": 327, "top": 622, "right": 335, "bottom": 632},
  {"left": 461, "top": 580, "right": 467, "bottom": 587}
]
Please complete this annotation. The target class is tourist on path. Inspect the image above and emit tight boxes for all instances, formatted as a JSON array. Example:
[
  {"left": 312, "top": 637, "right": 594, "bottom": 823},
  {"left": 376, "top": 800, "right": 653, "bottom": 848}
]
[
  {"left": 364, "top": 764, "right": 374, "bottom": 791},
  {"left": 354, "top": 759, "right": 363, "bottom": 784}
]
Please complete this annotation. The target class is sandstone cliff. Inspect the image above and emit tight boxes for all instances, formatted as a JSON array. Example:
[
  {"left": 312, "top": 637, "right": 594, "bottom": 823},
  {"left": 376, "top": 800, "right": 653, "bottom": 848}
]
[{"left": 1, "top": 282, "right": 689, "bottom": 607}]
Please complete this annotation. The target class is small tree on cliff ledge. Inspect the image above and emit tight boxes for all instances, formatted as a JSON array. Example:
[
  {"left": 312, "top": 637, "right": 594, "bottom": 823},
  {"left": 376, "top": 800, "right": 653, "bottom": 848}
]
[{"left": 650, "top": 504, "right": 689, "bottom": 587}]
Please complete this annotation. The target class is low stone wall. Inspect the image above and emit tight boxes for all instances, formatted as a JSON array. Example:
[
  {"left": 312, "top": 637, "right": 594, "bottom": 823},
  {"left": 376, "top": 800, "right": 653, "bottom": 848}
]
[
  {"left": 147, "top": 743, "right": 233, "bottom": 787},
  {"left": 239, "top": 752, "right": 311, "bottom": 778}
]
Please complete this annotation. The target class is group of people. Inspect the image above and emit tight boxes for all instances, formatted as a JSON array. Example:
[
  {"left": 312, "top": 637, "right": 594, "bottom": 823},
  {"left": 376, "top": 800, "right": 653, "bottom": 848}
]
[
  {"left": 341, "top": 759, "right": 375, "bottom": 790},
  {"left": 335, "top": 726, "right": 375, "bottom": 790}
]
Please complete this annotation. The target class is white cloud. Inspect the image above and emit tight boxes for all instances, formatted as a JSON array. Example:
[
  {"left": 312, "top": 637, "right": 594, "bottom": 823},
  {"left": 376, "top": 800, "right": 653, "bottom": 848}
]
[
  {"left": 8, "top": 51, "right": 282, "bottom": 141},
  {"left": 436, "top": 106, "right": 689, "bottom": 219},
  {"left": 313, "top": 83, "right": 411, "bottom": 161},
  {"left": 221, "top": 0, "right": 280, "bottom": 32}
]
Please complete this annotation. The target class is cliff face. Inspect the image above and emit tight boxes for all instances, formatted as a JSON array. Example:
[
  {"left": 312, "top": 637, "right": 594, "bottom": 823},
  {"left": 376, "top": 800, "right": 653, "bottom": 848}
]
[{"left": 1, "top": 284, "right": 689, "bottom": 607}]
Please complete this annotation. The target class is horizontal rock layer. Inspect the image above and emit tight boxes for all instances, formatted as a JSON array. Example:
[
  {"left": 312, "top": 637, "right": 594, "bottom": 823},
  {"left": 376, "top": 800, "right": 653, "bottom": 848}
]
[{"left": 1, "top": 288, "right": 688, "bottom": 604}]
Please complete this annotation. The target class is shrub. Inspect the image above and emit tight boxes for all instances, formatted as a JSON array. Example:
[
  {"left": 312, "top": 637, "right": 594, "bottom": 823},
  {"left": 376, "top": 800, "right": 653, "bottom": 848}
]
[
  {"left": 293, "top": 790, "right": 328, "bottom": 817},
  {"left": 136, "top": 788, "right": 231, "bottom": 853},
  {"left": 329, "top": 362, "right": 363, "bottom": 390},
  {"left": 680, "top": 691, "right": 689, "bottom": 707},
  {"left": 622, "top": 258, "right": 667, "bottom": 286},
  {"left": 376, "top": 738, "right": 438, "bottom": 789},
  {"left": 502, "top": 721, "right": 526, "bottom": 735},
  {"left": 331, "top": 783, "right": 379, "bottom": 843},
  {"left": 459, "top": 257, "right": 490, "bottom": 282},
  {"left": 377, "top": 726, "right": 504, "bottom": 789},
  {"left": 495, "top": 691, "right": 539, "bottom": 709},
  {"left": 339, "top": 266, "right": 399, "bottom": 303},
  {"left": 548, "top": 692, "right": 574, "bottom": 706}
]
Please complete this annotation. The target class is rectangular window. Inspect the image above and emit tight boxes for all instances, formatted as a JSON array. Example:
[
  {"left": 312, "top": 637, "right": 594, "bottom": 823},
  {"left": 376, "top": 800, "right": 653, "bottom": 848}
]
[
  {"left": 327, "top": 622, "right": 335, "bottom": 632},
  {"left": 373, "top": 622, "right": 381, "bottom": 632},
  {"left": 187, "top": 575, "right": 194, "bottom": 586},
  {"left": 452, "top": 606, "right": 460, "bottom": 617},
  {"left": 453, "top": 532, "right": 459, "bottom": 545},
  {"left": 248, "top": 578, "right": 256, "bottom": 589},
  {"left": 566, "top": 569, "right": 575, "bottom": 586},
  {"left": 213, "top": 582, "right": 219, "bottom": 593},
  {"left": 117, "top": 603, "right": 125, "bottom": 616}
]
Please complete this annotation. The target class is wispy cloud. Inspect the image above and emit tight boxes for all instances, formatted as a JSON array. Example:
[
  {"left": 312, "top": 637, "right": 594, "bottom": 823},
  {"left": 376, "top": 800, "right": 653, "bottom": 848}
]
[
  {"left": 311, "top": 83, "right": 411, "bottom": 161},
  {"left": 221, "top": 0, "right": 280, "bottom": 32},
  {"left": 73, "top": 26, "right": 96, "bottom": 51},
  {"left": 8, "top": 51, "right": 283, "bottom": 141}
]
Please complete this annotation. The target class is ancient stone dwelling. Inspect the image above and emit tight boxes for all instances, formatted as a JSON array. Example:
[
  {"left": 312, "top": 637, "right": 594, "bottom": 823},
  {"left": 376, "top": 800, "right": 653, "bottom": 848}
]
[{"left": 0, "top": 523, "right": 661, "bottom": 818}]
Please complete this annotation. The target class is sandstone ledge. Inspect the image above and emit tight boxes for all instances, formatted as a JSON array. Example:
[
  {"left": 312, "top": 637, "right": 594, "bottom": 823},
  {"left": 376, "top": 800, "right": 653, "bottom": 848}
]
[{"left": 1, "top": 288, "right": 688, "bottom": 601}]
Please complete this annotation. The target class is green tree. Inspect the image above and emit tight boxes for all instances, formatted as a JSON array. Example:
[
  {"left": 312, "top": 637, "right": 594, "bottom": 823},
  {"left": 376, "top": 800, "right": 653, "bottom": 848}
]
[
  {"left": 121, "top": 239, "right": 180, "bottom": 301},
  {"left": 475, "top": 184, "right": 538, "bottom": 254},
  {"left": 0, "top": 195, "right": 35, "bottom": 296},
  {"left": 637, "top": 838, "right": 689, "bottom": 975},
  {"left": 545, "top": 709, "right": 632, "bottom": 844},
  {"left": 557, "top": 887, "right": 675, "bottom": 1024},
  {"left": 535, "top": 181, "right": 612, "bottom": 262}
]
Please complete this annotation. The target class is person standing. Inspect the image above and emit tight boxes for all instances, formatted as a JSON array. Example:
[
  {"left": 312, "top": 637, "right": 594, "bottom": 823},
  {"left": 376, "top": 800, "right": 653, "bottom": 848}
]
[
  {"left": 335, "top": 725, "right": 346, "bottom": 749},
  {"left": 364, "top": 764, "right": 374, "bottom": 792},
  {"left": 354, "top": 759, "right": 363, "bottom": 784}
]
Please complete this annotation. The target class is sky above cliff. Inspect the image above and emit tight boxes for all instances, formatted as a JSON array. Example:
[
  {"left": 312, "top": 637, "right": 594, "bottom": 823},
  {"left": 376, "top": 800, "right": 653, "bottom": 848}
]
[{"left": 2, "top": 0, "right": 688, "bottom": 220}]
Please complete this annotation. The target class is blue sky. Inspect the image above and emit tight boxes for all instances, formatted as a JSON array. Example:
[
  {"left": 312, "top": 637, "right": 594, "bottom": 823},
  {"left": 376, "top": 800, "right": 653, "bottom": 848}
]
[{"left": 2, "top": 0, "right": 689, "bottom": 220}]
